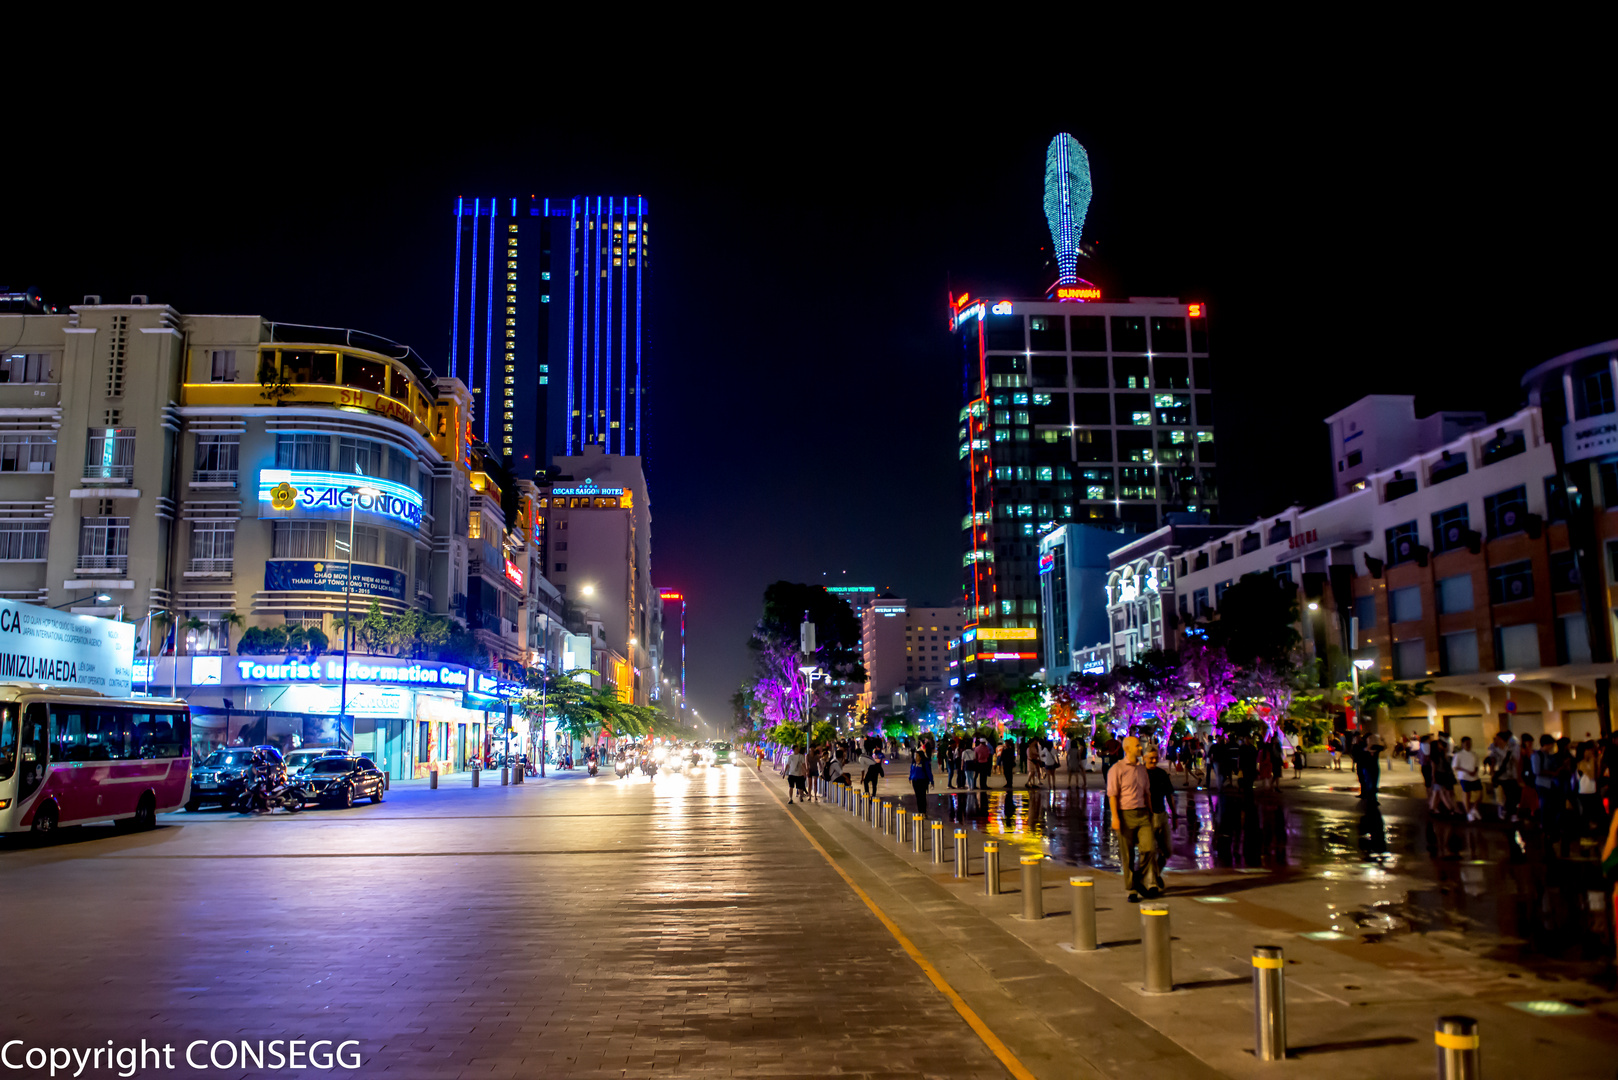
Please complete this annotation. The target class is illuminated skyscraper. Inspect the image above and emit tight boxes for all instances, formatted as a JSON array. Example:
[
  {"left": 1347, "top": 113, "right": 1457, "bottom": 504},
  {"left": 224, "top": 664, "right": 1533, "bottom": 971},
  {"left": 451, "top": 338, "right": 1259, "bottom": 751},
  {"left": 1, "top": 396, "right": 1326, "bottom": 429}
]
[
  {"left": 448, "top": 196, "right": 557, "bottom": 470},
  {"left": 950, "top": 136, "right": 1215, "bottom": 687},
  {"left": 562, "top": 196, "right": 649, "bottom": 458}
]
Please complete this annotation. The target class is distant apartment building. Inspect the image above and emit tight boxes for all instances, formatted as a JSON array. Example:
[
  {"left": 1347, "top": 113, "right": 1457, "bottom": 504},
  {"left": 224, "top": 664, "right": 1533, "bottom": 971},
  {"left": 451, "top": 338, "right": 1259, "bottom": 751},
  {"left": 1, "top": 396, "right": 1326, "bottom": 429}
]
[{"left": 859, "top": 597, "right": 967, "bottom": 716}]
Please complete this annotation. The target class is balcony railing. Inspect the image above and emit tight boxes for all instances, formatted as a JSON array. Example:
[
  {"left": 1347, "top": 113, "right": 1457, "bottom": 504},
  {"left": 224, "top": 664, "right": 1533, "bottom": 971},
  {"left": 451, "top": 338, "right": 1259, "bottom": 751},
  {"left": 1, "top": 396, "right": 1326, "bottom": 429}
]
[
  {"left": 186, "top": 558, "right": 234, "bottom": 575},
  {"left": 82, "top": 464, "right": 133, "bottom": 482},
  {"left": 191, "top": 469, "right": 239, "bottom": 485},
  {"left": 76, "top": 554, "right": 128, "bottom": 573}
]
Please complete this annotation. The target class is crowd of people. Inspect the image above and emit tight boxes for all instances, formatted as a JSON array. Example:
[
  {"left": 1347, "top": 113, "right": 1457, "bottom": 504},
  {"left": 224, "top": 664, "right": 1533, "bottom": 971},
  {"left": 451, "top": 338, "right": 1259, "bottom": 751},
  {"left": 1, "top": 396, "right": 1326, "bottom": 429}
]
[{"left": 756, "top": 721, "right": 1618, "bottom": 915}]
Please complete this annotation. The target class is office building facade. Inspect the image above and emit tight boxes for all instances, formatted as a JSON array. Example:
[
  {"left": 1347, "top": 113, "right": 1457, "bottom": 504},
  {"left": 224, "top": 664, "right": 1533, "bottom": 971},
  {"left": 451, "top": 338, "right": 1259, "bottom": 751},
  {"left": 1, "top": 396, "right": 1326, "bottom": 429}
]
[
  {"left": 449, "top": 196, "right": 557, "bottom": 471},
  {"left": 561, "top": 196, "right": 649, "bottom": 459},
  {"left": 1174, "top": 392, "right": 1614, "bottom": 743},
  {"left": 533, "top": 445, "right": 653, "bottom": 704},
  {"left": 0, "top": 299, "right": 560, "bottom": 777},
  {"left": 953, "top": 293, "right": 1212, "bottom": 680}
]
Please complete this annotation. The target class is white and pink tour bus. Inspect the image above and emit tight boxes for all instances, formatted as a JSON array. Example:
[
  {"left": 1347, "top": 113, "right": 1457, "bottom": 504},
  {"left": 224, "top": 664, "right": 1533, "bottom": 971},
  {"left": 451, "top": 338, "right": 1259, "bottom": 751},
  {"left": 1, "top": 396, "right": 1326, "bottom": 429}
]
[{"left": 0, "top": 685, "right": 191, "bottom": 837}]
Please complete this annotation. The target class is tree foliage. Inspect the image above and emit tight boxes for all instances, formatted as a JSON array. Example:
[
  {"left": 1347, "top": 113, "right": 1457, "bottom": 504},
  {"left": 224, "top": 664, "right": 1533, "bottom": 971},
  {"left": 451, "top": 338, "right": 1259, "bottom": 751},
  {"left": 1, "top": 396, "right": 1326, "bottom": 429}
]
[{"left": 747, "top": 582, "right": 865, "bottom": 726}]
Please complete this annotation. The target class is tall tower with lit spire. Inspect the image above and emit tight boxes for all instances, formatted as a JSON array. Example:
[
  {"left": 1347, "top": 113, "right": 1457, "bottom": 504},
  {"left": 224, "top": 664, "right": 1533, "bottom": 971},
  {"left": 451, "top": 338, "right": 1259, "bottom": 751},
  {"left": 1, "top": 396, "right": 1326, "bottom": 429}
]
[{"left": 1043, "top": 134, "right": 1092, "bottom": 287}]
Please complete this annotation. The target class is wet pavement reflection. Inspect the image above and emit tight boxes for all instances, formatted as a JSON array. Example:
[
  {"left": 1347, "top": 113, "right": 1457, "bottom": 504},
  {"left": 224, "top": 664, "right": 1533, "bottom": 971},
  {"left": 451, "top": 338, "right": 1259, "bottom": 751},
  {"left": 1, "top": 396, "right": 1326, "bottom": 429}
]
[{"left": 893, "top": 780, "right": 1614, "bottom": 972}]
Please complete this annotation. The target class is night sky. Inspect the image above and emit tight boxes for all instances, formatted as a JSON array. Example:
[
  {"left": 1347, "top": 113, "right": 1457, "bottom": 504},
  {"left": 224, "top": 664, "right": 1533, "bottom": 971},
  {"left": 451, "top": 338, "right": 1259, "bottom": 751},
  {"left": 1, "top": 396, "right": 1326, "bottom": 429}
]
[{"left": 8, "top": 71, "right": 1614, "bottom": 724}]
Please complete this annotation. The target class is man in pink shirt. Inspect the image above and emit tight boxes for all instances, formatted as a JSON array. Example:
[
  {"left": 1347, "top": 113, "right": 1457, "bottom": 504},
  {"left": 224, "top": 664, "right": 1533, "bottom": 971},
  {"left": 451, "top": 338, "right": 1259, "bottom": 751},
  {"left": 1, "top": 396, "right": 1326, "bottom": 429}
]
[
  {"left": 973, "top": 738, "right": 992, "bottom": 790},
  {"left": 1107, "top": 735, "right": 1162, "bottom": 900}
]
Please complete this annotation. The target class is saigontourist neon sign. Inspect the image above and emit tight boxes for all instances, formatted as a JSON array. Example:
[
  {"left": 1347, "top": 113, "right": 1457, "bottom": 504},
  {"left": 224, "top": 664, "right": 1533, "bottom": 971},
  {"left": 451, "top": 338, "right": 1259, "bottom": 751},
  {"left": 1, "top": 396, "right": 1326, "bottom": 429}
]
[{"left": 258, "top": 470, "right": 424, "bottom": 529}]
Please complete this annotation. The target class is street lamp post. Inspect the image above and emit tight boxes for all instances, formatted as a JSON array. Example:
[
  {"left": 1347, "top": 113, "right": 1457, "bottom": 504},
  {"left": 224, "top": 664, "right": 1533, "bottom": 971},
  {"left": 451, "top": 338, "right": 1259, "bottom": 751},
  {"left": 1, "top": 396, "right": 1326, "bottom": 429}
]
[
  {"left": 1351, "top": 658, "right": 1376, "bottom": 729},
  {"left": 339, "top": 483, "right": 382, "bottom": 751}
]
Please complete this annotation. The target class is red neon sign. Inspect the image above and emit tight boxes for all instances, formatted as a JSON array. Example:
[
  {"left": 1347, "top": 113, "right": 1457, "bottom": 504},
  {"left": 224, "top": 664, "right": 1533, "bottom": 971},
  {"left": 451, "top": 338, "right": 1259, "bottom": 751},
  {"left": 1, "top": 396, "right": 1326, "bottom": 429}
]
[
  {"left": 1188, "top": 303, "right": 1205, "bottom": 318},
  {"left": 1055, "top": 284, "right": 1102, "bottom": 301},
  {"left": 659, "top": 590, "right": 685, "bottom": 601},
  {"left": 503, "top": 558, "right": 524, "bottom": 588}
]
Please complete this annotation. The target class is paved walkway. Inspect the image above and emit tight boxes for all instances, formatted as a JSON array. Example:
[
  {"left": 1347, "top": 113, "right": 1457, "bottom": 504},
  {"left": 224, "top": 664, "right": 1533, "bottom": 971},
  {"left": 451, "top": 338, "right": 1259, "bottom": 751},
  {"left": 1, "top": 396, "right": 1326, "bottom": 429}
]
[{"left": 768, "top": 764, "right": 1617, "bottom": 1079}]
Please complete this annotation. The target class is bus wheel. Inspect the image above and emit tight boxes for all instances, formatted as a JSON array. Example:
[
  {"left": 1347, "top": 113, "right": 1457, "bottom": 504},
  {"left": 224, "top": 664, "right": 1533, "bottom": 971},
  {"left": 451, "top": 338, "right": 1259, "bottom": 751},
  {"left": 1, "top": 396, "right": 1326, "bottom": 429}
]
[
  {"left": 30, "top": 803, "right": 58, "bottom": 842},
  {"left": 132, "top": 794, "right": 157, "bottom": 831}
]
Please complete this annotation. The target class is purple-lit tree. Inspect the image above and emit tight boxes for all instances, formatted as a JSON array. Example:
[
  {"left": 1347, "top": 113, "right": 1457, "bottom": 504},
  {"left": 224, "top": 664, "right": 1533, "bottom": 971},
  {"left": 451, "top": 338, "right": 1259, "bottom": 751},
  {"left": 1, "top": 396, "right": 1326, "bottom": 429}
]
[{"left": 1179, "top": 642, "right": 1238, "bottom": 731}]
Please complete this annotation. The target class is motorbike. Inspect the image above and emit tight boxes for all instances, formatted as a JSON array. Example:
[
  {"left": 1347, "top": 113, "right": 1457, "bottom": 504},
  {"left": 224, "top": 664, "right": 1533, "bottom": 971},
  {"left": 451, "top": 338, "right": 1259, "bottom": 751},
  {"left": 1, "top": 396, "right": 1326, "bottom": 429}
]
[
  {"left": 233, "top": 765, "right": 307, "bottom": 814},
  {"left": 614, "top": 756, "right": 630, "bottom": 778},
  {"left": 587, "top": 756, "right": 599, "bottom": 777}
]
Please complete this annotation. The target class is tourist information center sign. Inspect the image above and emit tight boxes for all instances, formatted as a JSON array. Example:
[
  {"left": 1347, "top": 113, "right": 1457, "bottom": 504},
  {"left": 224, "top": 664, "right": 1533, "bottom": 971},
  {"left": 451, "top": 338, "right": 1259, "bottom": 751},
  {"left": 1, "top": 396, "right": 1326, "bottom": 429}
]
[{"left": 0, "top": 597, "right": 135, "bottom": 696}]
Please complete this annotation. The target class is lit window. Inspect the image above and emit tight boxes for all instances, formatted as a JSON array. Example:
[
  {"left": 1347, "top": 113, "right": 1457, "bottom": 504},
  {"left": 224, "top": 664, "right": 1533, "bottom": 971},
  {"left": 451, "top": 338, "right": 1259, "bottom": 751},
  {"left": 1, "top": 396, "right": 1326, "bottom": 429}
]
[
  {"left": 504, "top": 412, "right": 513, "bottom": 420},
  {"left": 613, "top": 258, "right": 621, "bottom": 266},
  {"left": 1036, "top": 466, "right": 1053, "bottom": 481},
  {"left": 505, "top": 364, "right": 515, "bottom": 373},
  {"left": 541, "top": 271, "right": 551, "bottom": 280},
  {"left": 507, "top": 260, "right": 518, "bottom": 270},
  {"left": 506, "top": 306, "right": 515, "bottom": 315},
  {"left": 506, "top": 272, "right": 517, "bottom": 281},
  {"left": 505, "top": 376, "right": 515, "bottom": 385},
  {"left": 507, "top": 225, "right": 517, "bottom": 233},
  {"left": 628, "top": 222, "right": 637, "bottom": 230},
  {"left": 503, "top": 424, "right": 513, "bottom": 432},
  {"left": 505, "top": 318, "right": 515, "bottom": 327},
  {"left": 505, "top": 329, "right": 515, "bottom": 338},
  {"left": 1132, "top": 412, "right": 1152, "bottom": 425}
]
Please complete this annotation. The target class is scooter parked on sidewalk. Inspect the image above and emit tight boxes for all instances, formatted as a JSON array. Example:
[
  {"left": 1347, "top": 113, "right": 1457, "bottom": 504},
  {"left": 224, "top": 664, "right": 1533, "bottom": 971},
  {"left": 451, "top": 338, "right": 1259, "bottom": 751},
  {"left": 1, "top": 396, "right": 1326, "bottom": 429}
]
[{"left": 233, "top": 765, "right": 307, "bottom": 814}]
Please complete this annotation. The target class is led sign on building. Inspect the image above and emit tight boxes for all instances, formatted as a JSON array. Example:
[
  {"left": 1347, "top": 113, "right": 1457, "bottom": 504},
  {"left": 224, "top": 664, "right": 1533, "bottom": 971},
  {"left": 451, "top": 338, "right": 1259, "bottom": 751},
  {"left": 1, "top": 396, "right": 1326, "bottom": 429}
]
[
  {"left": 1038, "top": 552, "right": 1055, "bottom": 575},
  {"left": 659, "top": 590, "right": 685, "bottom": 601},
  {"left": 504, "top": 557, "right": 524, "bottom": 588},
  {"left": 258, "top": 470, "right": 423, "bottom": 530},
  {"left": 234, "top": 658, "right": 470, "bottom": 689},
  {"left": 552, "top": 481, "right": 625, "bottom": 498},
  {"left": 976, "top": 627, "right": 1038, "bottom": 641},
  {"left": 1054, "top": 284, "right": 1102, "bottom": 301}
]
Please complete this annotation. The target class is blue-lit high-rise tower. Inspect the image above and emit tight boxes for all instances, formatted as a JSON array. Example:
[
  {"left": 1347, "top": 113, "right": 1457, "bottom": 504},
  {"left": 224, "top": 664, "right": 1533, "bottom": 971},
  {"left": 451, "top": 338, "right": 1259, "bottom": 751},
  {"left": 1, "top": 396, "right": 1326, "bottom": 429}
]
[
  {"left": 449, "top": 195, "right": 558, "bottom": 471},
  {"left": 563, "top": 196, "right": 648, "bottom": 458},
  {"left": 449, "top": 194, "right": 648, "bottom": 473}
]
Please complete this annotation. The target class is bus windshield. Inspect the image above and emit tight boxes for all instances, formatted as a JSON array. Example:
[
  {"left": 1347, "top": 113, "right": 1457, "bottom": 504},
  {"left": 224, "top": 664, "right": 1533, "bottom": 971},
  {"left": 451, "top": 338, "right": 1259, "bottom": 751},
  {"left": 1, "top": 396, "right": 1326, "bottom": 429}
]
[{"left": 0, "top": 705, "right": 16, "bottom": 782}]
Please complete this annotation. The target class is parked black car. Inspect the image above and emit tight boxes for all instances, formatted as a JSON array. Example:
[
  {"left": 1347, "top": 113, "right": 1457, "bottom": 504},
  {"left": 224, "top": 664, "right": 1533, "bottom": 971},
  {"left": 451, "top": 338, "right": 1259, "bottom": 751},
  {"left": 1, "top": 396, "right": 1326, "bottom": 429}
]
[
  {"left": 302, "top": 756, "right": 386, "bottom": 808},
  {"left": 187, "top": 746, "right": 286, "bottom": 811}
]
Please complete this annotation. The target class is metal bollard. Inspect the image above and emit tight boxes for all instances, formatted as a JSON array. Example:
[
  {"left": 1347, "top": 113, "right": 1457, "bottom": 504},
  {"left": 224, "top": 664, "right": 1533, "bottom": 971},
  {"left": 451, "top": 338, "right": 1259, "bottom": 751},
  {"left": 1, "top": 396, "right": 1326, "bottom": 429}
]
[
  {"left": 500, "top": 765, "right": 509, "bottom": 786},
  {"left": 953, "top": 830, "right": 969, "bottom": 878},
  {"left": 1021, "top": 855, "right": 1044, "bottom": 920},
  {"left": 912, "top": 814, "right": 925, "bottom": 853},
  {"left": 514, "top": 764, "right": 523, "bottom": 785},
  {"left": 1434, "top": 1016, "right": 1480, "bottom": 1080},
  {"left": 874, "top": 800, "right": 886, "bottom": 831},
  {"left": 471, "top": 766, "right": 480, "bottom": 789},
  {"left": 984, "top": 842, "right": 1002, "bottom": 895},
  {"left": 1252, "top": 945, "right": 1287, "bottom": 1061},
  {"left": 1069, "top": 878, "right": 1097, "bottom": 951},
  {"left": 1141, "top": 904, "right": 1172, "bottom": 993},
  {"left": 931, "top": 821, "right": 945, "bottom": 863},
  {"left": 855, "top": 791, "right": 864, "bottom": 818},
  {"left": 898, "top": 808, "right": 911, "bottom": 843},
  {"left": 429, "top": 769, "right": 439, "bottom": 790}
]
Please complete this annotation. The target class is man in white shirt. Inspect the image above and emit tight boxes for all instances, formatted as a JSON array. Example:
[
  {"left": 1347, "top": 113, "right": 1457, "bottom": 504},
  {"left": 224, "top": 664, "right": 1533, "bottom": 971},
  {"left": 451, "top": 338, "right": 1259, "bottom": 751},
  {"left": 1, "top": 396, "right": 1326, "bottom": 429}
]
[
  {"left": 1452, "top": 736, "right": 1482, "bottom": 822},
  {"left": 785, "top": 749, "right": 808, "bottom": 802}
]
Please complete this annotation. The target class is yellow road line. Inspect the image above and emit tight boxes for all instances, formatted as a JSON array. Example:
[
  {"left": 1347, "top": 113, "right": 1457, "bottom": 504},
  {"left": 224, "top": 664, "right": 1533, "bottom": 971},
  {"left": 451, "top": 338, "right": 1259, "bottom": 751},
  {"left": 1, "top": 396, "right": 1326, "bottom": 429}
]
[{"left": 754, "top": 773, "right": 1038, "bottom": 1080}]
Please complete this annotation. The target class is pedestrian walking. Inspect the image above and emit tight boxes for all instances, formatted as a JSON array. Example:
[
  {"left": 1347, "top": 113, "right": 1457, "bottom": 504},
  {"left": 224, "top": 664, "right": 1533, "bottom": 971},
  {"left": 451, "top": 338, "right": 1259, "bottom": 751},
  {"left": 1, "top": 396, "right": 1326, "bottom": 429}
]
[
  {"left": 1453, "top": 736, "right": 1483, "bottom": 821},
  {"left": 1066, "top": 736, "right": 1086, "bottom": 790},
  {"left": 1428, "top": 737, "right": 1458, "bottom": 815},
  {"left": 910, "top": 750, "right": 935, "bottom": 815},
  {"left": 1107, "top": 736, "right": 1163, "bottom": 901},
  {"left": 974, "top": 737, "right": 991, "bottom": 789},
  {"left": 1487, "top": 731, "right": 1521, "bottom": 821},
  {"left": 785, "top": 747, "right": 809, "bottom": 802},
  {"left": 1143, "top": 745, "right": 1176, "bottom": 879},
  {"left": 861, "top": 753, "right": 884, "bottom": 797},
  {"left": 998, "top": 738, "right": 1017, "bottom": 790}
]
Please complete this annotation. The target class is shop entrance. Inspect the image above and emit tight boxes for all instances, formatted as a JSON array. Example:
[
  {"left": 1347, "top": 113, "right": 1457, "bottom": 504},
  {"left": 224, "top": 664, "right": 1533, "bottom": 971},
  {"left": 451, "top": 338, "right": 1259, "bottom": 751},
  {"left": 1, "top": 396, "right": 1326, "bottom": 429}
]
[{"left": 456, "top": 723, "right": 467, "bottom": 770}]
